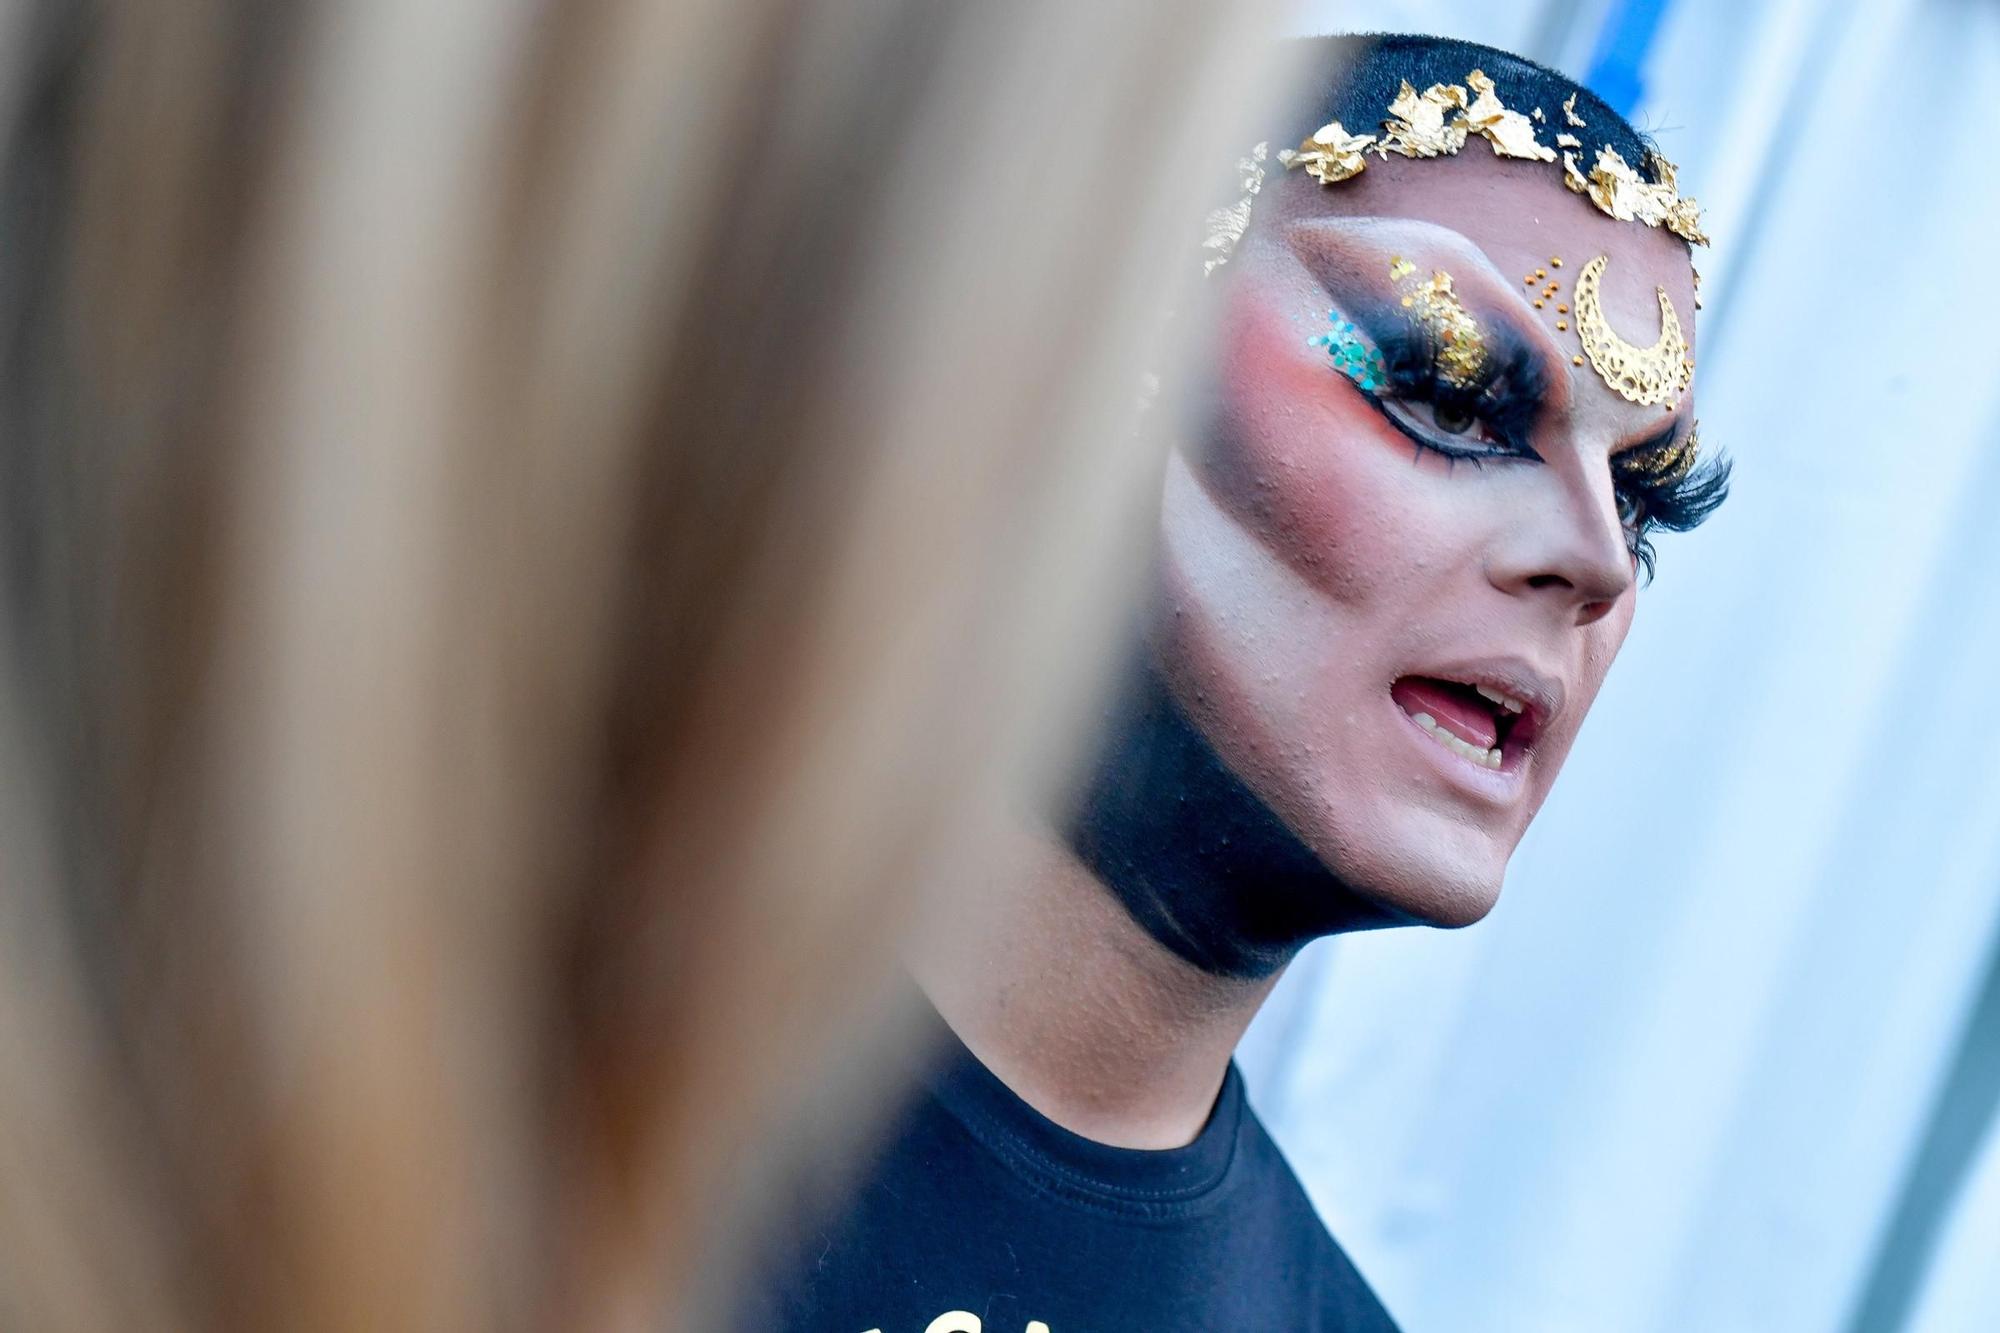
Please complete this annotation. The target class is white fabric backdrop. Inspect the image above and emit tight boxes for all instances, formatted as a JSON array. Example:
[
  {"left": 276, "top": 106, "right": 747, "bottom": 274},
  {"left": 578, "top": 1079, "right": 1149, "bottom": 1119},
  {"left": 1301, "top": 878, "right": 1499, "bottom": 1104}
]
[{"left": 1240, "top": 4, "right": 2000, "bottom": 1330}]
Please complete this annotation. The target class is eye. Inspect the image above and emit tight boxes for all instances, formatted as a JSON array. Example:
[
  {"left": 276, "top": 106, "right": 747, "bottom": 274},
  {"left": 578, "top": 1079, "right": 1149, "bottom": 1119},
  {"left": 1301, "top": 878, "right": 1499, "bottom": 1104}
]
[
  {"left": 1434, "top": 401, "right": 1477, "bottom": 435},
  {"left": 1615, "top": 485, "right": 1646, "bottom": 530},
  {"left": 1377, "top": 394, "right": 1513, "bottom": 456}
]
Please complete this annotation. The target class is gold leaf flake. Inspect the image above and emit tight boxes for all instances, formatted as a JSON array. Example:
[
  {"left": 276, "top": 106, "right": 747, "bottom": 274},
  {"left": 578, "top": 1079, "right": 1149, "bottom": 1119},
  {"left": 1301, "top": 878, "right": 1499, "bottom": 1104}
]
[
  {"left": 1555, "top": 132, "right": 1582, "bottom": 149},
  {"left": 1378, "top": 80, "right": 1469, "bottom": 158},
  {"left": 1462, "top": 69, "right": 1556, "bottom": 162},
  {"left": 1398, "top": 267, "right": 1487, "bottom": 387},
  {"left": 1201, "top": 142, "right": 1267, "bottom": 275},
  {"left": 1562, "top": 150, "right": 1588, "bottom": 194},
  {"left": 1585, "top": 146, "right": 1710, "bottom": 245},
  {"left": 1532, "top": 106, "right": 1547, "bottom": 123},
  {"left": 1201, "top": 198, "right": 1254, "bottom": 275},
  {"left": 1388, "top": 256, "right": 1417, "bottom": 281},
  {"left": 1282, "top": 120, "right": 1377, "bottom": 185},
  {"left": 1562, "top": 93, "right": 1587, "bottom": 127},
  {"left": 1664, "top": 193, "right": 1711, "bottom": 246}
]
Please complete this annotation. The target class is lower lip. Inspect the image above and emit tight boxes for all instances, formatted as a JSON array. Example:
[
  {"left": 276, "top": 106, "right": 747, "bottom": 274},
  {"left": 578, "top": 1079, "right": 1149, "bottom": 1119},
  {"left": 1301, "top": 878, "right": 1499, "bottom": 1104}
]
[{"left": 1388, "top": 694, "right": 1528, "bottom": 804}]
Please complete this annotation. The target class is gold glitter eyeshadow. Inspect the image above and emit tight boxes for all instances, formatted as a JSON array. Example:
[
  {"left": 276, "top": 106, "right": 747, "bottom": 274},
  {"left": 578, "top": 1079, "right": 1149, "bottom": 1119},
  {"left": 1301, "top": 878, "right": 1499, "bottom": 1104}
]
[
  {"left": 1389, "top": 256, "right": 1417, "bottom": 281},
  {"left": 1397, "top": 267, "right": 1487, "bottom": 388},
  {"left": 1573, "top": 253, "right": 1694, "bottom": 405},
  {"left": 1620, "top": 422, "right": 1700, "bottom": 488}
]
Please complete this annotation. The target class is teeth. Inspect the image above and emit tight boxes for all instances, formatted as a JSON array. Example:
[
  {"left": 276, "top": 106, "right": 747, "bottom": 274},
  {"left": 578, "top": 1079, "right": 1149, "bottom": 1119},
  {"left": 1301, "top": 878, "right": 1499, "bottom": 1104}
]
[
  {"left": 1474, "top": 683, "right": 1527, "bottom": 715},
  {"left": 1411, "top": 712, "right": 1504, "bottom": 769}
]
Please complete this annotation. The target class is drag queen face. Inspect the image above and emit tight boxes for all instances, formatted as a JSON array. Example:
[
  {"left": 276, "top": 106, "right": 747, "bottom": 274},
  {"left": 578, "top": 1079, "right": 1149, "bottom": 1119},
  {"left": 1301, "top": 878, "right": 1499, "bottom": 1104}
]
[{"left": 1159, "top": 145, "right": 1703, "bottom": 929}]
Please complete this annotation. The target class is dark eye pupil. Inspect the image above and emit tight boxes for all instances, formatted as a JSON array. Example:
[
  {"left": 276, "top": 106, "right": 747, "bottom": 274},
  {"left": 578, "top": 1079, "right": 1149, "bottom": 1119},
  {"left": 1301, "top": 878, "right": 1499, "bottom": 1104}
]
[{"left": 1434, "top": 402, "right": 1476, "bottom": 435}]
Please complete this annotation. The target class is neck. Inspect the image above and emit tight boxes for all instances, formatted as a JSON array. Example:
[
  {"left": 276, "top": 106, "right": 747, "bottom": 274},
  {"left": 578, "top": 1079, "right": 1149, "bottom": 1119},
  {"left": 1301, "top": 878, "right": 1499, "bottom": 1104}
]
[
  {"left": 910, "top": 658, "right": 1404, "bottom": 1150},
  {"left": 909, "top": 823, "right": 1277, "bottom": 1150}
]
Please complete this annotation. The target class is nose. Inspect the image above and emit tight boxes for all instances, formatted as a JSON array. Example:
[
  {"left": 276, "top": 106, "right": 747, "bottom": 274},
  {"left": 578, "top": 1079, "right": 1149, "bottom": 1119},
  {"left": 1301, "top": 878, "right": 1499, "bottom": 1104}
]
[{"left": 1486, "top": 464, "right": 1636, "bottom": 626}]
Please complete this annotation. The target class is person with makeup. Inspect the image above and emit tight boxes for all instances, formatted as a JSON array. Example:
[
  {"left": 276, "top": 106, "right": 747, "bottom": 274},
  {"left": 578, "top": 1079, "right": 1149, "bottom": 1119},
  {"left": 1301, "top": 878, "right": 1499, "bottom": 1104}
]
[{"left": 743, "top": 33, "right": 1729, "bottom": 1333}]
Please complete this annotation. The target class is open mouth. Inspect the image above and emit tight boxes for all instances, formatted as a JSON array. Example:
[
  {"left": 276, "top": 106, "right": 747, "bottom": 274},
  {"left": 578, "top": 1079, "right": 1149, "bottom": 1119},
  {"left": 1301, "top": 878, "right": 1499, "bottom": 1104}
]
[{"left": 1390, "top": 675, "right": 1542, "bottom": 772}]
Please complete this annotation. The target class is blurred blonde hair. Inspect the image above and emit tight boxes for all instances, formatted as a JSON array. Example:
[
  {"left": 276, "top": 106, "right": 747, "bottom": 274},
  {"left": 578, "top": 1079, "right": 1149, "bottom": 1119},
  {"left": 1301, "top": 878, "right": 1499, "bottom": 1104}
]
[{"left": 0, "top": 1, "right": 1287, "bottom": 1329}]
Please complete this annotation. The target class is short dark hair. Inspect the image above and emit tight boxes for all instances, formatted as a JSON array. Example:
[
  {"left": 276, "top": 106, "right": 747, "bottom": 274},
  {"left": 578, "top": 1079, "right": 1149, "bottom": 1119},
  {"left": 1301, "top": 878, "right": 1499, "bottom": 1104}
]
[{"left": 1284, "top": 34, "right": 1665, "bottom": 191}]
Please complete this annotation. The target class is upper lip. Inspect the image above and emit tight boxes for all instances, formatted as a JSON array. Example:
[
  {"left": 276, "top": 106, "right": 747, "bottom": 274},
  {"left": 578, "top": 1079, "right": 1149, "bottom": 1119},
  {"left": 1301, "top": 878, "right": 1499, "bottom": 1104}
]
[{"left": 1399, "top": 655, "right": 1565, "bottom": 738}]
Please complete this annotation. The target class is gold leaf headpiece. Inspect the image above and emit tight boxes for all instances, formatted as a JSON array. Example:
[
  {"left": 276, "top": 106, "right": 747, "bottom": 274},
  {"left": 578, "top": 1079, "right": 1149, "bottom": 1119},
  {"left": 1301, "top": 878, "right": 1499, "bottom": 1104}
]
[{"left": 1264, "top": 68, "right": 1709, "bottom": 247}]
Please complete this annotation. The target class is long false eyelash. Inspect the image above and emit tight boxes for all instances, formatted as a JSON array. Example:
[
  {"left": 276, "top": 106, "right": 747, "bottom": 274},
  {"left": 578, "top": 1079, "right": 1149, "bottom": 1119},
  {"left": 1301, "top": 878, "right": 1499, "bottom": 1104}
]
[
  {"left": 1616, "top": 449, "right": 1732, "bottom": 580},
  {"left": 1362, "top": 321, "right": 1546, "bottom": 454}
]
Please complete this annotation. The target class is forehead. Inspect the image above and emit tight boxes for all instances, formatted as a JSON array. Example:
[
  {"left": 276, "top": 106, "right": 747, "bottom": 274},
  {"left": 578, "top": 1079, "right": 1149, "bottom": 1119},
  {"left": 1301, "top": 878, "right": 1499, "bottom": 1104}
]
[{"left": 1256, "top": 147, "right": 1699, "bottom": 435}]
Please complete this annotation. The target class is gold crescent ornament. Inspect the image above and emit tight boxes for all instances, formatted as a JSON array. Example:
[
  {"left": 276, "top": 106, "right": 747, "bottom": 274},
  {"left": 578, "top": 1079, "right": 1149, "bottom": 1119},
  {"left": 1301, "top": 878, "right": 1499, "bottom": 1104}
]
[{"left": 1572, "top": 254, "right": 1694, "bottom": 406}]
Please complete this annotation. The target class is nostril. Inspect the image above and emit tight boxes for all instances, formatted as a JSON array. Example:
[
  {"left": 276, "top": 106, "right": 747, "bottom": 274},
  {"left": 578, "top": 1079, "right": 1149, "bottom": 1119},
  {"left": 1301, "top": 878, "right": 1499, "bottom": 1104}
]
[{"left": 1526, "top": 573, "right": 1572, "bottom": 590}]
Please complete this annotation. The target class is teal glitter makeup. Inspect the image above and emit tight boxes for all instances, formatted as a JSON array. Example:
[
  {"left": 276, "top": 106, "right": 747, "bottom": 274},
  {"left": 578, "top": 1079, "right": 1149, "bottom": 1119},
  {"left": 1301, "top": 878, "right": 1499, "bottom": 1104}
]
[{"left": 1308, "top": 312, "right": 1388, "bottom": 392}]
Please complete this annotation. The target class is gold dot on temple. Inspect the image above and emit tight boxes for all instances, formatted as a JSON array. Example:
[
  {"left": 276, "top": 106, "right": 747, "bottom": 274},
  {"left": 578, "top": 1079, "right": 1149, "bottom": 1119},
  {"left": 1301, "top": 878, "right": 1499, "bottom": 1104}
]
[
  {"left": 1556, "top": 319, "right": 1568, "bottom": 330},
  {"left": 1572, "top": 355, "right": 1585, "bottom": 365},
  {"left": 1551, "top": 257, "right": 1563, "bottom": 267},
  {"left": 1524, "top": 275, "right": 1536, "bottom": 286},
  {"left": 1535, "top": 268, "right": 1547, "bottom": 278},
  {"left": 1533, "top": 299, "right": 1544, "bottom": 308},
  {"left": 1558, "top": 304, "right": 1569, "bottom": 313}
]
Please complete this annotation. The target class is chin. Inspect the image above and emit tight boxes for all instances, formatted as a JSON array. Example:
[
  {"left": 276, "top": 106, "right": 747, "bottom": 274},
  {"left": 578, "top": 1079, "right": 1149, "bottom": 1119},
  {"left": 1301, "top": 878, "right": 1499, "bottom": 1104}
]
[
  {"left": 1337, "top": 841, "right": 1506, "bottom": 929},
  {"left": 1282, "top": 786, "right": 1516, "bottom": 929}
]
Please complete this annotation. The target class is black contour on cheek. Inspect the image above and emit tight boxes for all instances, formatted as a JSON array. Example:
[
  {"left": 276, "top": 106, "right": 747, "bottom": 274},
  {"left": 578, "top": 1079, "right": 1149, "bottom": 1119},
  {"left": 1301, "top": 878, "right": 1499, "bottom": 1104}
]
[{"left": 1064, "top": 655, "right": 1417, "bottom": 979}]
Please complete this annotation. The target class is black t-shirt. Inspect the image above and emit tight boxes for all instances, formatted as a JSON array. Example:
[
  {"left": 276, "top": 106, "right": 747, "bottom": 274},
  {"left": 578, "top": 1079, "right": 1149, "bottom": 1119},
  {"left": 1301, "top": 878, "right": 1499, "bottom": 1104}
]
[{"left": 742, "top": 1019, "right": 1400, "bottom": 1333}]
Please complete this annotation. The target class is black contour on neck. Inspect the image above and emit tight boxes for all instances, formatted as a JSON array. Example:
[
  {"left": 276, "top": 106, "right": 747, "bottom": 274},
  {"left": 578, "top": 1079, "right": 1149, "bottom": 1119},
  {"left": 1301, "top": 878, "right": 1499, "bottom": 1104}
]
[{"left": 1064, "top": 659, "right": 1415, "bottom": 980}]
